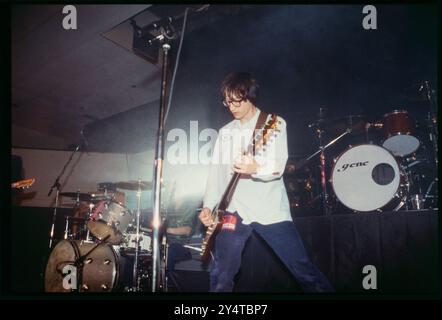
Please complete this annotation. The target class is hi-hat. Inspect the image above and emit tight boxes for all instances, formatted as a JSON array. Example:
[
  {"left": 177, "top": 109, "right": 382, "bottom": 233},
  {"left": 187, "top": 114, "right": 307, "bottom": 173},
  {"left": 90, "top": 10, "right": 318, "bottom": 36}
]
[{"left": 115, "top": 181, "right": 153, "bottom": 191}]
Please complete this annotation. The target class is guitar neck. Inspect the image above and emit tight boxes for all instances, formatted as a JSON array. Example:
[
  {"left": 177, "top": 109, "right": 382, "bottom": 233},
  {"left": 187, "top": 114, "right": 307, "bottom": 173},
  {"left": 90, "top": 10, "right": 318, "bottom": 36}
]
[
  {"left": 216, "top": 113, "right": 274, "bottom": 212},
  {"left": 218, "top": 171, "right": 241, "bottom": 211},
  {"left": 201, "top": 113, "right": 278, "bottom": 261}
]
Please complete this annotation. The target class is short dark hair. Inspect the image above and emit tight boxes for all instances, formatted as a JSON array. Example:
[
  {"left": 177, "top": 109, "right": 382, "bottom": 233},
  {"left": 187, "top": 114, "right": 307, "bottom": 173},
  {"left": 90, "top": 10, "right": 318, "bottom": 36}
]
[{"left": 220, "top": 72, "right": 259, "bottom": 105}]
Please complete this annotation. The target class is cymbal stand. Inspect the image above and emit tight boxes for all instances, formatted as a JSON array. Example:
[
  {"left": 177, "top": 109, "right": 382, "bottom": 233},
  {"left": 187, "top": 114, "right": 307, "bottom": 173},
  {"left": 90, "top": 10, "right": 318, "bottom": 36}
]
[
  {"left": 131, "top": 179, "right": 143, "bottom": 291},
  {"left": 85, "top": 202, "right": 94, "bottom": 242},
  {"left": 421, "top": 81, "right": 438, "bottom": 208},
  {"left": 161, "top": 233, "right": 168, "bottom": 292},
  {"left": 422, "top": 81, "right": 438, "bottom": 167},
  {"left": 64, "top": 215, "right": 70, "bottom": 240},
  {"left": 309, "top": 127, "right": 351, "bottom": 215},
  {"left": 317, "top": 127, "right": 330, "bottom": 215}
]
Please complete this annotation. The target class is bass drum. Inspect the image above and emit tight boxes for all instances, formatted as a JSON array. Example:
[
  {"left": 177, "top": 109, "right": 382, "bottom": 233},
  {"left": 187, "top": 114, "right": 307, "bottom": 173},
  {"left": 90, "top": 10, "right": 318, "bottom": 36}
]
[
  {"left": 44, "top": 240, "right": 128, "bottom": 292},
  {"left": 331, "top": 144, "right": 405, "bottom": 212}
]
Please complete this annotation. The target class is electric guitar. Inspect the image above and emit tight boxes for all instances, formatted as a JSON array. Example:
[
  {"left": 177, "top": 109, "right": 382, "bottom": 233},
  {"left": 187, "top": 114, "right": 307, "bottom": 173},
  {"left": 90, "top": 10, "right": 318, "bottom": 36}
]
[
  {"left": 11, "top": 178, "right": 35, "bottom": 189},
  {"left": 200, "top": 114, "right": 281, "bottom": 262}
]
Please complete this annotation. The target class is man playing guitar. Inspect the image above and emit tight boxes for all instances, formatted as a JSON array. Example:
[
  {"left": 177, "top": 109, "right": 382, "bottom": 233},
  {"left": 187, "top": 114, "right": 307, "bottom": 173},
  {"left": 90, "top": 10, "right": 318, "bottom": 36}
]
[{"left": 198, "top": 72, "right": 334, "bottom": 292}]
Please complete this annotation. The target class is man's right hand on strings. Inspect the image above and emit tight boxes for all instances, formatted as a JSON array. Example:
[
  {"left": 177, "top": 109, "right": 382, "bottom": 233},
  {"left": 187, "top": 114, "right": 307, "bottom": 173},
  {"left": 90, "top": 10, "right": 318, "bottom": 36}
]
[{"left": 199, "top": 207, "right": 214, "bottom": 227}]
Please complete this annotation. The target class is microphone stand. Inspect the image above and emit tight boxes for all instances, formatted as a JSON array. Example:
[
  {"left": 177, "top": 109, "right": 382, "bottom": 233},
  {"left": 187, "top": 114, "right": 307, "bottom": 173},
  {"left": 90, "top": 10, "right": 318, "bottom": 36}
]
[
  {"left": 47, "top": 143, "right": 82, "bottom": 248},
  {"left": 137, "top": 7, "right": 197, "bottom": 292},
  {"left": 149, "top": 25, "right": 173, "bottom": 293}
]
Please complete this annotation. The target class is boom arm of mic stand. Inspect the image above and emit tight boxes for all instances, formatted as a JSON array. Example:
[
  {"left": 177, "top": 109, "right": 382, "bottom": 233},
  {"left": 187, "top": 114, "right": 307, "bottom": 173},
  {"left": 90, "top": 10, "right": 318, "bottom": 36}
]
[
  {"left": 48, "top": 143, "right": 81, "bottom": 248},
  {"left": 48, "top": 144, "right": 80, "bottom": 197}
]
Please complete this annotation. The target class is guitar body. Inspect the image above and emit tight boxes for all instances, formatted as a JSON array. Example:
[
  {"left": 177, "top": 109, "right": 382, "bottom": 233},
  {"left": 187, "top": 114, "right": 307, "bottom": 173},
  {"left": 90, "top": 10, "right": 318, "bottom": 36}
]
[{"left": 200, "top": 210, "right": 223, "bottom": 263}]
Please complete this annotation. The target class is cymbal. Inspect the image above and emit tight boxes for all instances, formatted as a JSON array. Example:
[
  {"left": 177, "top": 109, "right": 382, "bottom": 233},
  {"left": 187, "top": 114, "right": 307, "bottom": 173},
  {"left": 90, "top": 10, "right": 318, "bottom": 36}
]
[
  {"left": 313, "top": 114, "right": 367, "bottom": 134},
  {"left": 115, "top": 181, "right": 152, "bottom": 191},
  {"left": 59, "top": 192, "right": 108, "bottom": 202}
]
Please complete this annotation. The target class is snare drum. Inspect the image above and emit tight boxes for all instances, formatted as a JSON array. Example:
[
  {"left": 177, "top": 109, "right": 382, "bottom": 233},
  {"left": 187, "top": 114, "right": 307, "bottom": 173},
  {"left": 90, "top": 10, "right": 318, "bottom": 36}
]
[
  {"left": 331, "top": 144, "right": 405, "bottom": 212},
  {"left": 382, "top": 110, "right": 420, "bottom": 157},
  {"left": 119, "top": 232, "right": 152, "bottom": 256},
  {"left": 87, "top": 200, "right": 133, "bottom": 245}
]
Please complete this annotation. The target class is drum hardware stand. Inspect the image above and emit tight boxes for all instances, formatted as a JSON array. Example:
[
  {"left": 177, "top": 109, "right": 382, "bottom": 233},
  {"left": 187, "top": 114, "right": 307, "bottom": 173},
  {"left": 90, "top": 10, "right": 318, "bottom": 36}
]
[
  {"left": 421, "top": 81, "right": 438, "bottom": 166},
  {"left": 307, "top": 118, "right": 352, "bottom": 215},
  {"left": 163, "top": 238, "right": 169, "bottom": 292},
  {"left": 404, "top": 167, "right": 426, "bottom": 210},
  {"left": 421, "top": 81, "right": 438, "bottom": 208},
  {"left": 393, "top": 195, "right": 407, "bottom": 212},
  {"left": 424, "top": 178, "right": 438, "bottom": 208},
  {"left": 130, "top": 179, "right": 143, "bottom": 291},
  {"left": 47, "top": 138, "right": 84, "bottom": 248},
  {"left": 85, "top": 202, "right": 95, "bottom": 241},
  {"left": 64, "top": 216, "right": 70, "bottom": 240}
]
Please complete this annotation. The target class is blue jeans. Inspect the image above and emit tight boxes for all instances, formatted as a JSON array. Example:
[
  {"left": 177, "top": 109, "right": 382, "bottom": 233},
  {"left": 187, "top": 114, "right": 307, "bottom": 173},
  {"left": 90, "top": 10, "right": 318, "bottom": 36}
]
[{"left": 209, "top": 212, "right": 334, "bottom": 292}]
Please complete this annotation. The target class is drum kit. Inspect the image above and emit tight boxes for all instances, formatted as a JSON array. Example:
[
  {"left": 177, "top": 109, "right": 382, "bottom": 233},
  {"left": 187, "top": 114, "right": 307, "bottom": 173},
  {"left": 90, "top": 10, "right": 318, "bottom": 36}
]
[
  {"left": 44, "top": 180, "right": 167, "bottom": 293},
  {"left": 286, "top": 105, "right": 438, "bottom": 215}
]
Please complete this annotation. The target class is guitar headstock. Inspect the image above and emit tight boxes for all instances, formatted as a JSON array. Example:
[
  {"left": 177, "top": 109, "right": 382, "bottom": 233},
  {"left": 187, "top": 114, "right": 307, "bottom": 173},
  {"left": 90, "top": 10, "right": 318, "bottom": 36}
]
[
  {"left": 11, "top": 178, "right": 35, "bottom": 190},
  {"left": 249, "top": 114, "right": 281, "bottom": 156}
]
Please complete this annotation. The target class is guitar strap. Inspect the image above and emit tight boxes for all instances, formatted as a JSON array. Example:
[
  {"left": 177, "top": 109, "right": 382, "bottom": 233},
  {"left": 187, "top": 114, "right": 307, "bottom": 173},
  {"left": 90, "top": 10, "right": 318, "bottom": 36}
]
[{"left": 221, "top": 110, "right": 271, "bottom": 208}]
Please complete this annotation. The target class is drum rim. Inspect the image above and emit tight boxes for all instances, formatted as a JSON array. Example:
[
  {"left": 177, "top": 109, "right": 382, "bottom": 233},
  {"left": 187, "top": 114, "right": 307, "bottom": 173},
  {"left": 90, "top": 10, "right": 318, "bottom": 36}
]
[
  {"left": 383, "top": 109, "right": 409, "bottom": 118},
  {"left": 330, "top": 144, "right": 401, "bottom": 212},
  {"left": 87, "top": 200, "right": 132, "bottom": 244},
  {"left": 86, "top": 219, "right": 124, "bottom": 245},
  {"left": 45, "top": 240, "right": 75, "bottom": 292},
  {"left": 79, "top": 241, "right": 120, "bottom": 292}
]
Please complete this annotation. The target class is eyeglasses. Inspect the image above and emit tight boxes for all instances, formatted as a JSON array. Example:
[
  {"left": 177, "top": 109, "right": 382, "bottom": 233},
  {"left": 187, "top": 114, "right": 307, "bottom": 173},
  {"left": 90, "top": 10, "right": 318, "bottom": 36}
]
[{"left": 222, "top": 98, "right": 244, "bottom": 108}]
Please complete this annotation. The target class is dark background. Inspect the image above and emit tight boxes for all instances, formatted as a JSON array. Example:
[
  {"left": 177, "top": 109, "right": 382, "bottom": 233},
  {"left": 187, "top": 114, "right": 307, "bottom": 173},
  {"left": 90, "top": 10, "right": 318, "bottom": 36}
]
[
  {"left": 85, "top": 4, "right": 437, "bottom": 156},
  {"left": 83, "top": 4, "right": 438, "bottom": 217}
]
